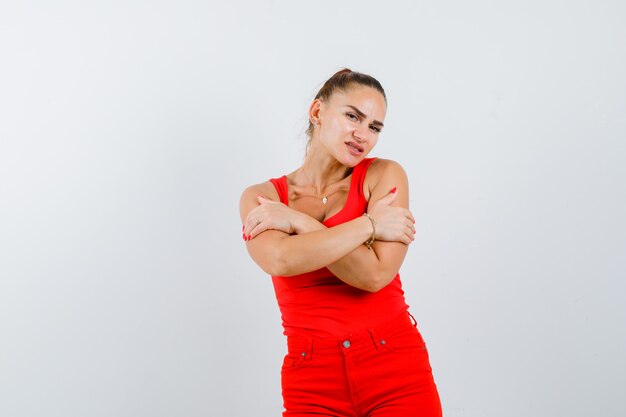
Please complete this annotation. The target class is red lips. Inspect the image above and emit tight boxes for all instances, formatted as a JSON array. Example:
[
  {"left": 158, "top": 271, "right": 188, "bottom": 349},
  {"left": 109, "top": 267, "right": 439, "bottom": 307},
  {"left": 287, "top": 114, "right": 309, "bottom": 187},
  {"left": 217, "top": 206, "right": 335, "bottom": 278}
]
[{"left": 345, "top": 141, "right": 364, "bottom": 152}]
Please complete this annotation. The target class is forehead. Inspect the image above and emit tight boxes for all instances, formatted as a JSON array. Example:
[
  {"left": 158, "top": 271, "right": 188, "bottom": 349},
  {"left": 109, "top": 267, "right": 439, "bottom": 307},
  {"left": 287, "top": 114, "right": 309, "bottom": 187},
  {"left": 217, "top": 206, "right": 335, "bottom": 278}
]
[{"left": 329, "top": 85, "right": 387, "bottom": 120}]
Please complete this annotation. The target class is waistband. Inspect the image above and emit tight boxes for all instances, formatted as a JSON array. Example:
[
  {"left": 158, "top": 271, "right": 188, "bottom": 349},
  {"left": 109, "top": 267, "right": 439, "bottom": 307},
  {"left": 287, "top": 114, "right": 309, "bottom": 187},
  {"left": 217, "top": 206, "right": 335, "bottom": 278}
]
[{"left": 285, "top": 310, "right": 418, "bottom": 354}]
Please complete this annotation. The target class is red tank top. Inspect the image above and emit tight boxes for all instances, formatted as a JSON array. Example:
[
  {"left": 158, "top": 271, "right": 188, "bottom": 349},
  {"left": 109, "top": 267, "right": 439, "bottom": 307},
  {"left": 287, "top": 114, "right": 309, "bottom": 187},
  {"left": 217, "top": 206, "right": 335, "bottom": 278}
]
[{"left": 268, "top": 157, "right": 410, "bottom": 338}]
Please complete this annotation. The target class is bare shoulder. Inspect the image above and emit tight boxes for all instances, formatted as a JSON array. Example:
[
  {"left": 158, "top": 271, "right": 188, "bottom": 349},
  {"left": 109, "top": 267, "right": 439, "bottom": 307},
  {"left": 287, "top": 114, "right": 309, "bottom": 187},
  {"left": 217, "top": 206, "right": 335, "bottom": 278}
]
[
  {"left": 239, "top": 180, "right": 281, "bottom": 222},
  {"left": 240, "top": 180, "right": 280, "bottom": 201},
  {"left": 367, "top": 157, "right": 407, "bottom": 178},
  {"left": 364, "top": 158, "right": 409, "bottom": 200}
]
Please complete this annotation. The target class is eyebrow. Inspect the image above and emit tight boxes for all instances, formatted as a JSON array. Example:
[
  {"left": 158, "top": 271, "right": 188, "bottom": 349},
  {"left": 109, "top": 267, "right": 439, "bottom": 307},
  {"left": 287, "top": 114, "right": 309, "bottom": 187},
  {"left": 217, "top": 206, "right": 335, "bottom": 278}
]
[{"left": 345, "top": 105, "right": 384, "bottom": 128}]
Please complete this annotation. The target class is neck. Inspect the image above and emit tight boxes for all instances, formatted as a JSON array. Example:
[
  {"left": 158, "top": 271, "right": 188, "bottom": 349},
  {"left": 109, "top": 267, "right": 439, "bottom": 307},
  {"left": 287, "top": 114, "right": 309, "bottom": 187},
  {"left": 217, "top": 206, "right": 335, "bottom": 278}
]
[{"left": 298, "top": 146, "right": 352, "bottom": 196}]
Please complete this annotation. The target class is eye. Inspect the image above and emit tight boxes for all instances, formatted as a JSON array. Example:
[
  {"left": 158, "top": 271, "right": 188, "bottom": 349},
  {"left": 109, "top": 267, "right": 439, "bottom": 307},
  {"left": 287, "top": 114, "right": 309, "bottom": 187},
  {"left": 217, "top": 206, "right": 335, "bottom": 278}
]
[
  {"left": 370, "top": 125, "right": 381, "bottom": 133},
  {"left": 346, "top": 112, "right": 358, "bottom": 121}
]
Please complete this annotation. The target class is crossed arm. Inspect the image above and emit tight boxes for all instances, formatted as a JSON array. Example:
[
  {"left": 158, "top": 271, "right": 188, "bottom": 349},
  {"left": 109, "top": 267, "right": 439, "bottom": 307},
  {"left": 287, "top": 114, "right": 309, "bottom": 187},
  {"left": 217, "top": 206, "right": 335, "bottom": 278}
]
[{"left": 239, "top": 160, "right": 415, "bottom": 292}]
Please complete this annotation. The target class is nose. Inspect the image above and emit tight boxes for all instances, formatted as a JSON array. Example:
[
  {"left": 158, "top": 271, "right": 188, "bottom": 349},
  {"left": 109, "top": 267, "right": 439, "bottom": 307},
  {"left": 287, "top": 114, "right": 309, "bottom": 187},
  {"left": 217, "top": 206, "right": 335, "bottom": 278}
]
[{"left": 353, "top": 125, "right": 368, "bottom": 142}]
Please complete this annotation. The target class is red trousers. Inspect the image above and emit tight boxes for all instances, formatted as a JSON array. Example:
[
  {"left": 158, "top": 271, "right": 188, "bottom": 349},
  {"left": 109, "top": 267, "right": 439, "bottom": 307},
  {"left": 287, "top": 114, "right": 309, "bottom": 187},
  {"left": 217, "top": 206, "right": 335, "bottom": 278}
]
[{"left": 280, "top": 311, "right": 443, "bottom": 417}]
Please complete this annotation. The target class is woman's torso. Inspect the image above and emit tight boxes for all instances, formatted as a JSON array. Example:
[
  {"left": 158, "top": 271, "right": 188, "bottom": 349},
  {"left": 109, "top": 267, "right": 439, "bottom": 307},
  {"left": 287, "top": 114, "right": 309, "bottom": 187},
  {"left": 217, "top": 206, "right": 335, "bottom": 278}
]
[{"left": 267, "top": 157, "right": 410, "bottom": 338}]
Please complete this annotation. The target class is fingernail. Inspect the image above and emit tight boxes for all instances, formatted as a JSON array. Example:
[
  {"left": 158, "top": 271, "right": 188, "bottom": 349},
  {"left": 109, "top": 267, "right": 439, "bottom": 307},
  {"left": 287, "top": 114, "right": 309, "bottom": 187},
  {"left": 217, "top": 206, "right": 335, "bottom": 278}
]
[
  {"left": 242, "top": 225, "right": 245, "bottom": 232},
  {"left": 258, "top": 195, "right": 265, "bottom": 199},
  {"left": 242, "top": 233, "right": 246, "bottom": 240},
  {"left": 390, "top": 186, "right": 397, "bottom": 194},
  {"left": 247, "top": 234, "right": 251, "bottom": 240}
]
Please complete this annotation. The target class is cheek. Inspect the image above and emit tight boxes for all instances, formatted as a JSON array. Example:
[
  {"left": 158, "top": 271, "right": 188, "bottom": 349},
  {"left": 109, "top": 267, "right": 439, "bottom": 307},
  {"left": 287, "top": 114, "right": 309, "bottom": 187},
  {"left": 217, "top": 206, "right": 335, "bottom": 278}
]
[
  {"left": 322, "top": 121, "right": 350, "bottom": 145},
  {"left": 326, "top": 117, "right": 347, "bottom": 134}
]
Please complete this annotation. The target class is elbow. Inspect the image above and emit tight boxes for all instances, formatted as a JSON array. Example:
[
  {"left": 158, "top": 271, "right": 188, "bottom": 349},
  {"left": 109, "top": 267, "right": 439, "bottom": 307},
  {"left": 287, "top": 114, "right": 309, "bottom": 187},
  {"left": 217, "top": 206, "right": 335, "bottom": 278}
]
[
  {"left": 364, "top": 270, "right": 397, "bottom": 293},
  {"left": 265, "top": 257, "right": 286, "bottom": 277},
  {"left": 364, "top": 279, "right": 385, "bottom": 293},
  {"left": 261, "top": 238, "right": 301, "bottom": 277},
  {"left": 265, "top": 247, "right": 290, "bottom": 277}
]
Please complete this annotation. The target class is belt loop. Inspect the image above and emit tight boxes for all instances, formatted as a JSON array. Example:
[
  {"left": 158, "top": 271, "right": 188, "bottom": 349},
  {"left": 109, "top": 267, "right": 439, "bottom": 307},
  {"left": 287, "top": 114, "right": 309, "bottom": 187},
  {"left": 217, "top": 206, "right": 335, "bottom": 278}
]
[{"left": 407, "top": 311, "right": 418, "bottom": 327}]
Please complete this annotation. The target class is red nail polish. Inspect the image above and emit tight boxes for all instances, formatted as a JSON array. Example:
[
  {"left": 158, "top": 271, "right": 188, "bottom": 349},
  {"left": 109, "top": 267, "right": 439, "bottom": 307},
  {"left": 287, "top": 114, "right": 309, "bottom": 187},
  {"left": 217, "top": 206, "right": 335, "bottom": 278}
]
[
  {"left": 247, "top": 234, "right": 251, "bottom": 240},
  {"left": 390, "top": 186, "right": 397, "bottom": 194},
  {"left": 242, "top": 225, "right": 245, "bottom": 232},
  {"left": 242, "top": 233, "right": 246, "bottom": 240}
]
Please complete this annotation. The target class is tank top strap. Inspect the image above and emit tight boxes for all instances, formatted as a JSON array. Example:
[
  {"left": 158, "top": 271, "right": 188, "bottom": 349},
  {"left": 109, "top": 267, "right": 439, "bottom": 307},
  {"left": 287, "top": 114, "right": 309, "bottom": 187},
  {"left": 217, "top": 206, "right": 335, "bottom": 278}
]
[
  {"left": 353, "top": 157, "right": 377, "bottom": 201},
  {"left": 269, "top": 175, "right": 289, "bottom": 205}
]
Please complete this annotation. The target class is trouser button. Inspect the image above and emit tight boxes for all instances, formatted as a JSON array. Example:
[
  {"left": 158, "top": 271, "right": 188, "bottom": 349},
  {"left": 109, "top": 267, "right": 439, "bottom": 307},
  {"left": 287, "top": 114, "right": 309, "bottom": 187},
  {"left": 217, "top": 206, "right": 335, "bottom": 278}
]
[{"left": 342, "top": 340, "right": 351, "bottom": 348}]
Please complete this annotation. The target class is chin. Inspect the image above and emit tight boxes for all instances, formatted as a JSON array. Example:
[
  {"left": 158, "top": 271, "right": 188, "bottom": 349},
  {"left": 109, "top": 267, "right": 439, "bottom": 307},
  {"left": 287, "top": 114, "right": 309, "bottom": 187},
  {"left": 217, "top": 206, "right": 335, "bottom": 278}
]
[{"left": 342, "top": 154, "right": 364, "bottom": 168}]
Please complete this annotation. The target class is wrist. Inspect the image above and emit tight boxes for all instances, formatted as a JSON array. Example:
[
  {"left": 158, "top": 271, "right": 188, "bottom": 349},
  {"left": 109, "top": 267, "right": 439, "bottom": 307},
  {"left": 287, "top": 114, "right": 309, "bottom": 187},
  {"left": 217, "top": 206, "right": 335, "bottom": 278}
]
[
  {"left": 362, "top": 213, "right": 376, "bottom": 249},
  {"left": 292, "top": 211, "right": 326, "bottom": 234}
]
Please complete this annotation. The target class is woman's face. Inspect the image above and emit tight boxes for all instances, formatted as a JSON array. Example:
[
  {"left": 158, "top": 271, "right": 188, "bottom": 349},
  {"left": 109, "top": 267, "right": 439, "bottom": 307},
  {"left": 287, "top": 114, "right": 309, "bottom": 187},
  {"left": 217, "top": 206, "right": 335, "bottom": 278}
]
[{"left": 314, "top": 85, "right": 387, "bottom": 166}]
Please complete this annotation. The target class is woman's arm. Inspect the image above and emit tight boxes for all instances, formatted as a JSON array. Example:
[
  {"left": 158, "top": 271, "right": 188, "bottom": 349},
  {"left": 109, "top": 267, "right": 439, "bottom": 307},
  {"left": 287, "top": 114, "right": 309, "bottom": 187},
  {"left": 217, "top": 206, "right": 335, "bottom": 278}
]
[
  {"left": 288, "top": 160, "right": 414, "bottom": 292},
  {"left": 240, "top": 186, "right": 375, "bottom": 277},
  {"left": 240, "top": 160, "right": 415, "bottom": 292}
]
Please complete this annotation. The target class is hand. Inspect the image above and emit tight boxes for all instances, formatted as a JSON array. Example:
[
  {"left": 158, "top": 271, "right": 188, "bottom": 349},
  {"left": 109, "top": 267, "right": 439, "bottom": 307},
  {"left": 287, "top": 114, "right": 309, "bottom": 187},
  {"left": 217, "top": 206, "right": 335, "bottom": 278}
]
[
  {"left": 367, "top": 188, "right": 416, "bottom": 245},
  {"left": 243, "top": 196, "right": 300, "bottom": 240}
]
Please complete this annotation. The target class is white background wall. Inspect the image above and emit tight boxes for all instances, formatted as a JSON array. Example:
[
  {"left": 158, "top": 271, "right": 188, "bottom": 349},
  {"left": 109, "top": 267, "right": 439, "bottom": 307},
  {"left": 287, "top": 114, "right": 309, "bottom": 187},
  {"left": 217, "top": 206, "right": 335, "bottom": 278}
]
[{"left": 1, "top": 1, "right": 624, "bottom": 416}]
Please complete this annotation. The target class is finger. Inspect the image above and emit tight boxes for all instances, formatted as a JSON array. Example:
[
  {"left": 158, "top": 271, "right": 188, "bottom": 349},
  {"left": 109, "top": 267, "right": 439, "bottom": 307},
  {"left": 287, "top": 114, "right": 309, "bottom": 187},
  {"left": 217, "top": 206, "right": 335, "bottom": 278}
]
[
  {"left": 409, "top": 210, "right": 415, "bottom": 224},
  {"left": 405, "top": 218, "right": 416, "bottom": 234},
  {"left": 382, "top": 186, "right": 397, "bottom": 198},
  {"left": 398, "top": 224, "right": 413, "bottom": 243},
  {"left": 244, "top": 215, "right": 262, "bottom": 240},
  {"left": 244, "top": 220, "right": 267, "bottom": 240},
  {"left": 243, "top": 217, "right": 253, "bottom": 237},
  {"left": 245, "top": 222, "right": 253, "bottom": 240},
  {"left": 406, "top": 225, "right": 416, "bottom": 237},
  {"left": 257, "top": 195, "right": 266, "bottom": 204},
  {"left": 404, "top": 230, "right": 415, "bottom": 245},
  {"left": 242, "top": 220, "right": 249, "bottom": 238},
  {"left": 244, "top": 205, "right": 263, "bottom": 234},
  {"left": 383, "top": 189, "right": 398, "bottom": 205},
  {"left": 249, "top": 221, "right": 266, "bottom": 239}
]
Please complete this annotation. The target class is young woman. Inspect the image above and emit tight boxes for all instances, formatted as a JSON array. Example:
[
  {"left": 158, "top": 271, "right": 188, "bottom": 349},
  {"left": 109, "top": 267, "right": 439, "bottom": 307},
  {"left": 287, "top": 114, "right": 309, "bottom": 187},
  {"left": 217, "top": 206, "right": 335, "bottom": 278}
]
[{"left": 239, "top": 69, "right": 442, "bottom": 417}]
